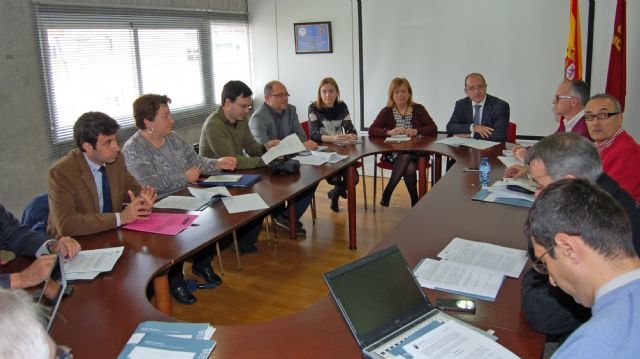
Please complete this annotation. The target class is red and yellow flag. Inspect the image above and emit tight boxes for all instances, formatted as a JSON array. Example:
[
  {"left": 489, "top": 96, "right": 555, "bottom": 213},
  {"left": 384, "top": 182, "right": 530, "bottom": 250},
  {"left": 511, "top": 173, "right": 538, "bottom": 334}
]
[
  {"left": 564, "top": 0, "right": 583, "bottom": 80},
  {"left": 605, "top": 0, "right": 626, "bottom": 111}
]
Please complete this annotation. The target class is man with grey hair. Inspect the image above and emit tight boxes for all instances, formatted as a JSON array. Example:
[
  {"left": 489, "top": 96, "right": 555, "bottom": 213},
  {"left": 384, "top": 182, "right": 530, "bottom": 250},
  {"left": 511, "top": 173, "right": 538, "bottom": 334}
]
[
  {"left": 0, "top": 288, "right": 58, "bottom": 358},
  {"left": 520, "top": 132, "right": 640, "bottom": 346}
]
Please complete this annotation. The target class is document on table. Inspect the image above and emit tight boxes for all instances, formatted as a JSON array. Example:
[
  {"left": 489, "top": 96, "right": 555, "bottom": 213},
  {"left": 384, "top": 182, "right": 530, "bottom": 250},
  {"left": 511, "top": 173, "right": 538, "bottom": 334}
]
[
  {"left": 489, "top": 181, "right": 535, "bottom": 202},
  {"left": 188, "top": 187, "right": 231, "bottom": 202},
  {"left": 385, "top": 134, "right": 411, "bottom": 143},
  {"left": 64, "top": 247, "right": 124, "bottom": 280},
  {"left": 413, "top": 258, "right": 504, "bottom": 301},
  {"left": 403, "top": 320, "right": 518, "bottom": 359},
  {"left": 498, "top": 155, "right": 523, "bottom": 168},
  {"left": 153, "top": 196, "right": 207, "bottom": 211},
  {"left": 436, "top": 137, "right": 499, "bottom": 150},
  {"left": 221, "top": 193, "right": 269, "bottom": 214},
  {"left": 261, "top": 133, "right": 306, "bottom": 164},
  {"left": 123, "top": 213, "right": 198, "bottom": 236},
  {"left": 293, "top": 155, "right": 328, "bottom": 166},
  {"left": 438, "top": 237, "right": 528, "bottom": 278},
  {"left": 204, "top": 174, "right": 241, "bottom": 183}
]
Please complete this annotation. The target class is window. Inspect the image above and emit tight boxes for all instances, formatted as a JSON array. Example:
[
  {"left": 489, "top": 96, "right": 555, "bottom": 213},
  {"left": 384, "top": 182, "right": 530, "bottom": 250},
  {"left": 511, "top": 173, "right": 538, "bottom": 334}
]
[{"left": 32, "top": 3, "right": 251, "bottom": 158}]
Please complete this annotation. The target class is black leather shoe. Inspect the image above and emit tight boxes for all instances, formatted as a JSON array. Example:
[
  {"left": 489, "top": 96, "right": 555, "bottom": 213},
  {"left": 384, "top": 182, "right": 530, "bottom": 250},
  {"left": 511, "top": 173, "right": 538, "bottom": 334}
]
[
  {"left": 193, "top": 266, "right": 223, "bottom": 285},
  {"left": 172, "top": 286, "right": 197, "bottom": 305},
  {"left": 330, "top": 196, "right": 340, "bottom": 212}
]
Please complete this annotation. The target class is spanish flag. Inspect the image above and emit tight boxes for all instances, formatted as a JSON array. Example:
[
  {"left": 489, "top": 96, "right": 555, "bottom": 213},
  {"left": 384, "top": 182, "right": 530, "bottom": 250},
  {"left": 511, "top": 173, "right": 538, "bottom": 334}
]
[
  {"left": 605, "top": 0, "right": 626, "bottom": 111},
  {"left": 564, "top": 0, "right": 582, "bottom": 80}
]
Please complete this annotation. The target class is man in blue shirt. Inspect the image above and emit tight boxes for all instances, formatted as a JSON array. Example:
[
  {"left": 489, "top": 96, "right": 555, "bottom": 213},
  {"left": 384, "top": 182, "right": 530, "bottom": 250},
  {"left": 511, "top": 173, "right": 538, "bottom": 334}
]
[{"left": 525, "top": 179, "right": 640, "bottom": 358}]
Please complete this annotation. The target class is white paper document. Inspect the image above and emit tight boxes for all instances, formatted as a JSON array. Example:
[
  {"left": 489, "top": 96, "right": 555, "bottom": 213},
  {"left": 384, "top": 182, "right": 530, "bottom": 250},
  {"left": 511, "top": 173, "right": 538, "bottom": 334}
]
[
  {"left": 438, "top": 238, "right": 528, "bottom": 278},
  {"left": 128, "top": 347, "right": 195, "bottom": 359},
  {"left": 222, "top": 193, "right": 269, "bottom": 214},
  {"left": 153, "top": 196, "right": 207, "bottom": 211},
  {"left": 414, "top": 258, "right": 504, "bottom": 301},
  {"left": 403, "top": 320, "right": 519, "bottom": 359},
  {"left": 436, "top": 137, "right": 500, "bottom": 150},
  {"left": 310, "top": 151, "right": 348, "bottom": 163},
  {"left": 385, "top": 134, "right": 411, "bottom": 143},
  {"left": 204, "top": 174, "right": 241, "bottom": 182},
  {"left": 497, "top": 156, "right": 523, "bottom": 168},
  {"left": 488, "top": 181, "right": 535, "bottom": 202},
  {"left": 261, "top": 133, "right": 306, "bottom": 164},
  {"left": 188, "top": 187, "right": 231, "bottom": 201},
  {"left": 293, "top": 155, "right": 329, "bottom": 166},
  {"left": 64, "top": 246, "right": 124, "bottom": 274}
]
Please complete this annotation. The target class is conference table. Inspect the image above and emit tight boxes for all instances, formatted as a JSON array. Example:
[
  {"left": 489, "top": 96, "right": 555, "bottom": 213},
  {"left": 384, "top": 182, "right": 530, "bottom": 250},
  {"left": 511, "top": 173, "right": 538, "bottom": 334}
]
[{"left": 42, "top": 134, "right": 544, "bottom": 358}]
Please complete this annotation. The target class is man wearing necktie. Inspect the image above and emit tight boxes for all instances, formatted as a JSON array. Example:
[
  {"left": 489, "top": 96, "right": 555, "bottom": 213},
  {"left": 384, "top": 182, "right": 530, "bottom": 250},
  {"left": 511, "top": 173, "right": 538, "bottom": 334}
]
[
  {"left": 446, "top": 73, "right": 510, "bottom": 142},
  {"left": 47, "top": 112, "right": 156, "bottom": 238}
]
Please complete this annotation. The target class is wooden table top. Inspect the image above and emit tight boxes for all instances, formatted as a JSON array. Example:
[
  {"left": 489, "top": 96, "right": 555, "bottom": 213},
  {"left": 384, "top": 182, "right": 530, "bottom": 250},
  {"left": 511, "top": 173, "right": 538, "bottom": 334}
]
[{"left": 45, "top": 134, "right": 543, "bottom": 358}]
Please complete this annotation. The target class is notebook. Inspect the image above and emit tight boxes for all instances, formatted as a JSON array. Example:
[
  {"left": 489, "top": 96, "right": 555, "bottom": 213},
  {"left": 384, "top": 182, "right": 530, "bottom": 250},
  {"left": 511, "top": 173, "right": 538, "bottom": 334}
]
[
  {"left": 323, "top": 245, "right": 457, "bottom": 359},
  {"left": 198, "top": 174, "right": 262, "bottom": 188},
  {"left": 38, "top": 254, "right": 67, "bottom": 332}
]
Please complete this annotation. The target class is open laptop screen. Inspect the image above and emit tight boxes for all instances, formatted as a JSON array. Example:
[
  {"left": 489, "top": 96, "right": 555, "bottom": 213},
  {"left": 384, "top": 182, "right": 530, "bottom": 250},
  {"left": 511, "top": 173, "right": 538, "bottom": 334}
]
[
  {"left": 38, "top": 254, "right": 67, "bottom": 332},
  {"left": 323, "top": 245, "right": 433, "bottom": 348}
]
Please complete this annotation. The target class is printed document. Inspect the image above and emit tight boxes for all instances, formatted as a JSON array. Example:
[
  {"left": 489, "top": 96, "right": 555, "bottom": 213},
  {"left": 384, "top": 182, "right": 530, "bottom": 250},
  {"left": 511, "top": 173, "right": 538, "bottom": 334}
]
[
  {"left": 261, "top": 133, "right": 306, "bottom": 164},
  {"left": 188, "top": 187, "right": 231, "bottom": 202},
  {"left": 64, "top": 247, "right": 124, "bottom": 280},
  {"left": 413, "top": 258, "right": 504, "bottom": 301},
  {"left": 436, "top": 137, "right": 499, "bottom": 150},
  {"left": 153, "top": 196, "right": 208, "bottom": 211},
  {"left": 222, "top": 193, "right": 269, "bottom": 214},
  {"left": 403, "top": 320, "right": 518, "bottom": 359},
  {"left": 438, "top": 238, "right": 527, "bottom": 278}
]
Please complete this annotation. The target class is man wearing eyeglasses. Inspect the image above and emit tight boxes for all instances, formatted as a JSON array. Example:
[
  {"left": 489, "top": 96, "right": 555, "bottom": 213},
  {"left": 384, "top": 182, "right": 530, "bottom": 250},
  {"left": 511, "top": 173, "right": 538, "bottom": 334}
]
[
  {"left": 446, "top": 73, "right": 510, "bottom": 142},
  {"left": 519, "top": 133, "right": 640, "bottom": 349},
  {"left": 525, "top": 179, "right": 640, "bottom": 358},
  {"left": 199, "top": 80, "right": 280, "bottom": 169},
  {"left": 248, "top": 81, "right": 318, "bottom": 237},
  {"left": 585, "top": 93, "right": 640, "bottom": 202}
]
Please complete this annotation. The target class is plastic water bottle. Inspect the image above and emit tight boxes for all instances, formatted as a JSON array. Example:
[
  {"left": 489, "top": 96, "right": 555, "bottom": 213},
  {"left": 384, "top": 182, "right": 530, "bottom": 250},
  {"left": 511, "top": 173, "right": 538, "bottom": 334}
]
[{"left": 479, "top": 157, "right": 491, "bottom": 188}]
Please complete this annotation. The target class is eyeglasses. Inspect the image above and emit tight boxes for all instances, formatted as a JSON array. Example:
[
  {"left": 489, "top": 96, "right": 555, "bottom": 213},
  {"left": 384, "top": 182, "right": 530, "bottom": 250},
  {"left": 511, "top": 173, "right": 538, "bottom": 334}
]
[
  {"left": 465, "top": 85, "right": 486, "bottom": 91},
  {"left": 233, "top": 101, "right": 252, "bottom": 110},
  {"left": 270, "top": 92, "right": 290, "bottom": 98},
  {"left": 532, "top": 248, "right": 550, "bottom": 275},
  {"left": 584, "top": 112, "right": 619, "bottom": 122},
  {"left": 554, "top": 95, "right": 574, "bottom": 102}
]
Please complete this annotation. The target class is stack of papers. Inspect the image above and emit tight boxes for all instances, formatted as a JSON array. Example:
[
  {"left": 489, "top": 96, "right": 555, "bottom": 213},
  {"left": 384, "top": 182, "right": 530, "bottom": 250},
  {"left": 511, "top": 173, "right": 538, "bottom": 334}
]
[
  {"left": 413, "top": 238, "right": 528, "bottom": 301},
  {"left": 118, "top": 321, "right": 216, "bottom": 359},
  {"left": 472, "top": 180, "right": 535, "bottom": 208},
  {"left": 261, "top": 133, "right": 306, "bottom": 164},
  {"left": 293, "top": 151, "right": 348, "bottom": 166},
  {"left": 123, "top": 213, "right": 198, "bottom": 235},
  {"left": 385, "top": 135, "right": 411, "bottom": 143},
  {"left": 153, "top": 187, "right": 231, "bottom": 211},
  {"left": 436, "top": 137, "right": 499, "bottom": 150},
  {"left": 64, "top": 247, "right": 124, "bottom": 281}
]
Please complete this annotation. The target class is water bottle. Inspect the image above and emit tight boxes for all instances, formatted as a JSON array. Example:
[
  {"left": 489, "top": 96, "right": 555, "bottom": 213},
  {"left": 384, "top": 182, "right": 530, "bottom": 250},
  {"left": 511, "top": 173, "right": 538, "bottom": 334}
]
[{"left": 479, "top": 157, "right": 491, "bottom": 188}]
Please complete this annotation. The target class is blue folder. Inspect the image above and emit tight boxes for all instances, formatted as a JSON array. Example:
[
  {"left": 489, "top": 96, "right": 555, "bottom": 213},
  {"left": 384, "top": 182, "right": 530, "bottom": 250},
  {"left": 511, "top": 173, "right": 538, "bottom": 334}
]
[
  {"left": 198, "top": 174, "right": 262, "bottom": 188},
  {"left": 472, "top": 188, "right": 533, "bottom": 208}
]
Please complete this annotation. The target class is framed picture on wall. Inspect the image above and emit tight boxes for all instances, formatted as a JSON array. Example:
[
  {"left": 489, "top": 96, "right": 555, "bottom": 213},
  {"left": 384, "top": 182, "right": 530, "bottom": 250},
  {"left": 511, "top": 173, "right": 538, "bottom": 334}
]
[{"left": 294, "top": 21, "right": 332, "bottom": 54}]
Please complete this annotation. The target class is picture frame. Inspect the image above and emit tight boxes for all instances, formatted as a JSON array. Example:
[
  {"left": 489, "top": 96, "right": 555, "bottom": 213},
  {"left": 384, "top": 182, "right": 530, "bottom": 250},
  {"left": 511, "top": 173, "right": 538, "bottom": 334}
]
[{"left": 294, "top": 21, "right": 332, "bottom": 54}]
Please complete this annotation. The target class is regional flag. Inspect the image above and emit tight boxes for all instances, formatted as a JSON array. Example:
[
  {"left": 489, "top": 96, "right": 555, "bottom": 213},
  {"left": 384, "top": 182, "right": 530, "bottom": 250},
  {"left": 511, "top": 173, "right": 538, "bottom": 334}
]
[
  {"left": 564, "top": 0, "right": 583, "bottom": 81},
  {"left": 605, "top": 0, "right": 626, "bottom": 111}
]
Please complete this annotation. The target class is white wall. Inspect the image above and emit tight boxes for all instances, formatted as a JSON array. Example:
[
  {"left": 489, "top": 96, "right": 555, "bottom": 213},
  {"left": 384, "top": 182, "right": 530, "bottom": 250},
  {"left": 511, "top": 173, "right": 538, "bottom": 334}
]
[{"left": 248, "top": 0, "right": 639, "bottom": 139}]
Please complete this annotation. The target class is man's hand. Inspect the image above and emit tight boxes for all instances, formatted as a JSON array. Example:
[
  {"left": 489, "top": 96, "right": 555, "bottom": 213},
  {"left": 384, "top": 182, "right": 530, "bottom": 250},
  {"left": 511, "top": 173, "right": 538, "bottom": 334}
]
[
  {"left": 473, "top": 125, "right": 494, "bottom": 139},
  {"left": 265, "top": 139, "right": 280, "bottom": 149},
  {"left": 512, "top": 145, "right": 527, "bottom": 162},
  {"left": 184, "top": 166, "right": 202, "bottom": 183},
  {"left": 216, "top": 157, "right": 237, "bottom": 171},
  {"left": 303, "top": 140, "right": 318, "bottom": 150},
  {"left": 504, "top": 164, "right": 528, "bottom": 179},
  {"left": 138, "top": 185, "right": 157, "bottom": 206},
  {"left": 50, "top": 237, "right": 81, "bottom": 260},
  {"left": 121, "top": 190, "right": 153, "bottom": 225},
  {"left": 9, "top": 254, "right": 56, "bottom": 289}
]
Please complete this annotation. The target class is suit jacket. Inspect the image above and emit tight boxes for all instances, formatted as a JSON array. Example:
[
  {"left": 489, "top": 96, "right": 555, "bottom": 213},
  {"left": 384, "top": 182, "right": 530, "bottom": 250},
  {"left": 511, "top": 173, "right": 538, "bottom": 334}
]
[
  {"left": 249, "top": 103, "right": 307, "bottom": 144},
  {"left": 1, "top": 203, "right": 49, "bottom": 257},
  {"left": 47, "top": 149, "right": 141, "bottom": 237},
  {"left": 446, "top": 94, "right": 510, "bottom": 142},
  {"left": 555, "top": 115, "right": 592, "bottom": 140}
]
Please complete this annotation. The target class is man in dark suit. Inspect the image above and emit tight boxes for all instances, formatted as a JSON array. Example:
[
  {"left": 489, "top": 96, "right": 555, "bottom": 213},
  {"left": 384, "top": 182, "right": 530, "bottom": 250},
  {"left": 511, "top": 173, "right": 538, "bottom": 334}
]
[
  {"left": 47, "top": 112, "right": 156, "bottom": 238},
  {"left": 446, "top": 73, "right": 510, "bottom": 142}
]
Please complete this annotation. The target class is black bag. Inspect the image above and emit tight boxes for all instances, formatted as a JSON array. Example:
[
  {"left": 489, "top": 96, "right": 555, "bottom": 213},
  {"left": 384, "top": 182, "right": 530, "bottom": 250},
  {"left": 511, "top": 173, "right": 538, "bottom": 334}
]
[{"left": 269, "top": 158, "right": 300, "bottom": 174}]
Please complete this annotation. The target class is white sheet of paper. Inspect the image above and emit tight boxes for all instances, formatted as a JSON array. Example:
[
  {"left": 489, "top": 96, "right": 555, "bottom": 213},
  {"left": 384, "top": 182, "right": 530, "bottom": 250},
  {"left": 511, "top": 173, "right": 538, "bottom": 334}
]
[
  {"left": 128, "top": 346, "right": 195, "bottom": 359},
  {"left": 204, "top": 174, "right": 242, "bottom": 182},
  {"left": 64, "top": 247, "right": 124, "bottom": 274},
  {"left": 498, "top": 156, "right": 523, "bottom": 168},
  {"left": 438, "top": 238, "right": 527, "bottom": 278},
  {"left": 221, "top": 193, "right": 269, "bottom": 214},
  {"left": 188, "top": 187, "right": 231, "bottom": 201},
  {"left": 436, "top": 137, "right": 499, "bottom": 150},
  {"left": 153, "top": 196, "right": 206, "bottom": 211},
  {"left": 436, "top": 136, "right": 474, "bottom": 146},
  {"left": 463, "top": 139, "right": 500, "bottom": 150},
  {"left": 310, "top": 151, "right": 348, "bottom": 163},
  {"left": 403, "top": 320, "right": 519, "bottom": 359},
  {"left": 293, "top": 155, "right": 328, "bottom": 166},
  {"left": 385, "top": 135, "right": 411, "bottom": 143},
  {"left": 261, "top": 133, "right": 306, "bottom": 164},
  {"left": 413, "top": 258, "right": 504, "bottom": 300},
  {"left": 66, "top": 271, "right": 101, "bottom": 281},
  {"left": 489, "top": 181, "right": 535, "bottom": 202}
]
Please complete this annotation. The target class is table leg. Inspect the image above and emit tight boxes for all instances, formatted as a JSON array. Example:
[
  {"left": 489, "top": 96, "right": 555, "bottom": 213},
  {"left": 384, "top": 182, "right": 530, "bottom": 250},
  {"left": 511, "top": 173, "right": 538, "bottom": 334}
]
[
  {"left": 288, "top": 200, "right": 297, "bottom": 239},
  {"left": 153, "top": 274, "right": 172, "bottom": 316},
  {"left": 433, "top": 154, "right": 442, "bottom": 184},
  {"left": 347, "top": 164, "right": 357, "bottom": 250},
  {"left": 418, "top": 155, "right": 427, "bottom": 197}
]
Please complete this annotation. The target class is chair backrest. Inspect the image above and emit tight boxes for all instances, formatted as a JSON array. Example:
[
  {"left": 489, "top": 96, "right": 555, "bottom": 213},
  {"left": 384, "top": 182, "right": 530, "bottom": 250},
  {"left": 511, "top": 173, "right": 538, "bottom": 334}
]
[
  {"left": 507, "top": 122, "right": 517, "bottom": 143},
  {"left": 21, "top": 193, "right": 49, "bottom": 232},
  {"left": 301, "top": 120, "right": 311, "bottom": 139}
]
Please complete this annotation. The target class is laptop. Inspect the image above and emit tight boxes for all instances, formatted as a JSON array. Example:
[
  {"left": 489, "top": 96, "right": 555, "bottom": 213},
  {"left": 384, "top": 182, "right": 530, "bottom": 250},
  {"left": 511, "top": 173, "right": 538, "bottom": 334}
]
[
  {"left": 323, "top": 245, "right": 456, "bottom": 359},
  {"left": 38, "top": 254, "right": 67, "bottom": 332}
]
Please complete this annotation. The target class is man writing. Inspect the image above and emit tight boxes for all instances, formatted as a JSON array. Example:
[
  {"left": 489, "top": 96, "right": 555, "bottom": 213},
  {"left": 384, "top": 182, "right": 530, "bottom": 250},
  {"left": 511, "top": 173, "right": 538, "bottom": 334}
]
[
  {"left": 524, "top": 179, "right": 640, "bottom": 358},
  {"left": 446, "top": 73, "right": 510, "bottom": 142},
  {"left": 249, "top": 80, "right": 317, "bottom": 237}
]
